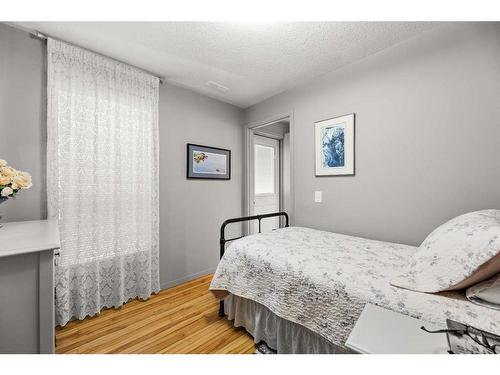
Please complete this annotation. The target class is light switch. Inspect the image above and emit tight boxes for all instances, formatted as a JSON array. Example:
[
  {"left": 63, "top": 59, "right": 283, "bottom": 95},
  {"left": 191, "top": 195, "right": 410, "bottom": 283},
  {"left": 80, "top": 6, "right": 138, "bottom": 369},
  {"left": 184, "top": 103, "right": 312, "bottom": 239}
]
[{"left": 314, "top": 191, "right": 322, "bottom": 203}]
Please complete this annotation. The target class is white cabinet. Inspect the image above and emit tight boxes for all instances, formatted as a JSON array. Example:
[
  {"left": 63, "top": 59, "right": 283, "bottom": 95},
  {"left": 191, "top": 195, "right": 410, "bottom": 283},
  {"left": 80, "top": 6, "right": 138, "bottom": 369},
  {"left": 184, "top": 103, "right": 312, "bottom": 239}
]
[{"left": 0, "top": 220, "right": 59, "bottom": 354}]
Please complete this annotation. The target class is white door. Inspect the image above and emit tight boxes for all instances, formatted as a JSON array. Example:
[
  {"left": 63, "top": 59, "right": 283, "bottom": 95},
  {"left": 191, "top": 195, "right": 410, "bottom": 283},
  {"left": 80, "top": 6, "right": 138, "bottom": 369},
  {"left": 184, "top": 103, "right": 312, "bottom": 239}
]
[{"left": 252, "top": 135, "right": 280, "bottom": 233}]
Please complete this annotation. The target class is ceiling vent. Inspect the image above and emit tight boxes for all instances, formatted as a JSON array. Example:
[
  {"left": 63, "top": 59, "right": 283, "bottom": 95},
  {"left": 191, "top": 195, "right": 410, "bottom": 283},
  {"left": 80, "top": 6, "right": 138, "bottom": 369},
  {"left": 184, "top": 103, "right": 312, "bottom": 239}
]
[{"left": 206, "top": 81, "right": 230, "bottom": 94}]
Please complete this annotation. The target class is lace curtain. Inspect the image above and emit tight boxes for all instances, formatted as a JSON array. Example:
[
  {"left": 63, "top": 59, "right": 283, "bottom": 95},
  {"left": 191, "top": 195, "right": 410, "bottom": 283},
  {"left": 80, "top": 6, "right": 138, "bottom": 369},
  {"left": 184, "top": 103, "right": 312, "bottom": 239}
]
[{"left": 47, "top": 39, "right": 160, "bottom": 326}]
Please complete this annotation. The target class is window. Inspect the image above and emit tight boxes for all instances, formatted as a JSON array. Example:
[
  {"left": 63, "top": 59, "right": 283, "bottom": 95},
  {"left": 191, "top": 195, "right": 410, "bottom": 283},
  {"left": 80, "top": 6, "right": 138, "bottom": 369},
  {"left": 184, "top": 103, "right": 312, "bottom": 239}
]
[{"left": 254, "top": 144, "right": 275, "bottom": 195}]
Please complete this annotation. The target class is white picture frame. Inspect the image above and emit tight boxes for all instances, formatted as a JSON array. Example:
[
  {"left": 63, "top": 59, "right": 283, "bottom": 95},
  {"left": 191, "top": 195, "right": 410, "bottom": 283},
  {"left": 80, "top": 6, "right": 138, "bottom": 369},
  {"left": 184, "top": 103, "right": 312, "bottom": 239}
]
[{"left": 315, "top": 113, "right": 355, "bottom": 176}]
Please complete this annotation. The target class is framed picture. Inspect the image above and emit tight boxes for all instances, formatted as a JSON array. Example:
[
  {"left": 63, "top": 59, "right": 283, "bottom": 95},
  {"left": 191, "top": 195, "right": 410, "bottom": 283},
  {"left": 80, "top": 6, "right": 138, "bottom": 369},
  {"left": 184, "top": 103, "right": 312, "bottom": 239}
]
[
  {"left": 186, "top": 143, "right": 231, "bottom": 180},
  {"left": 315, "top": 113, "right": 355, "bottom": 176}
]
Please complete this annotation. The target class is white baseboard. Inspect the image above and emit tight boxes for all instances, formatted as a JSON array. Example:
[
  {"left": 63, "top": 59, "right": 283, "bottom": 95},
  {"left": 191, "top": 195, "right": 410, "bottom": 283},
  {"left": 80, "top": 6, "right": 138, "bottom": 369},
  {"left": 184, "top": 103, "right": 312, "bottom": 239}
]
[{"left": 160, "top": 267, "right": 216, "bottom": 291}]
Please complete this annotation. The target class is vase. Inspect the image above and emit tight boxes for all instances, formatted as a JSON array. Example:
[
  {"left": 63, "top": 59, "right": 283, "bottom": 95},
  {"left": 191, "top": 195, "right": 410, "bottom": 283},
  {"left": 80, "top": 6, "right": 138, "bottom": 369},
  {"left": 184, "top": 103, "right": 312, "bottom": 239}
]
[{"left": 0, "top": 196, "right": 7, "bottom": 228}]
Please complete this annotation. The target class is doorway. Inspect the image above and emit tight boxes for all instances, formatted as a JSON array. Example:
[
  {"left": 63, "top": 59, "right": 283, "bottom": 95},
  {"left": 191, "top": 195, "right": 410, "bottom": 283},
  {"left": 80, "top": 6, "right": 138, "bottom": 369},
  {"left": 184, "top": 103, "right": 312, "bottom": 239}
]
[{"left": 247, "top": 117, "right": 291, "bottom": 234}]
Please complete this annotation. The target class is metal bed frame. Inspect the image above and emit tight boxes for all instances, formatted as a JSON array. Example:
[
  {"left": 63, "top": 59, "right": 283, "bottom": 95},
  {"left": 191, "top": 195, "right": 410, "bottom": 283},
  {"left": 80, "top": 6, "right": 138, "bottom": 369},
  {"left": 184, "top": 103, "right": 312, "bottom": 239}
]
[{"left": 218, "top": 211, "right": 290, "bottom": 317}]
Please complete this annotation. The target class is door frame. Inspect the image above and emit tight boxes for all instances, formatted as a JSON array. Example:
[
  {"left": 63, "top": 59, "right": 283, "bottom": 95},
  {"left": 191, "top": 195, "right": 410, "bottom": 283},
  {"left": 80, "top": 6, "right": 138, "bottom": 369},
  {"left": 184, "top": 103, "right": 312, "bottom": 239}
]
[{"left": 244, "top": 111, "right": 295, "bottom": 234}]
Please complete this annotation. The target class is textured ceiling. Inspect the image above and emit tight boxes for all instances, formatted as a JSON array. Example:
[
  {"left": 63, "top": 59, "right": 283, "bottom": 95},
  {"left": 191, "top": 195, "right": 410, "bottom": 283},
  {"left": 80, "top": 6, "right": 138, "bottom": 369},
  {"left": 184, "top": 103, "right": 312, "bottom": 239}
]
[{"left": 13, "top": 22, "right": 437, "bottom": 108}]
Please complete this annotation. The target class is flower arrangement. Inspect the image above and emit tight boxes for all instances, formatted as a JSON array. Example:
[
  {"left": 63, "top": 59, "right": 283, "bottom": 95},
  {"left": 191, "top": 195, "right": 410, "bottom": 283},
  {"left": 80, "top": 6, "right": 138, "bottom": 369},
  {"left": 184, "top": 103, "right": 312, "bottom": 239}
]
[{"left": 0, "top": 159, "right": 32, "bottom": 202}]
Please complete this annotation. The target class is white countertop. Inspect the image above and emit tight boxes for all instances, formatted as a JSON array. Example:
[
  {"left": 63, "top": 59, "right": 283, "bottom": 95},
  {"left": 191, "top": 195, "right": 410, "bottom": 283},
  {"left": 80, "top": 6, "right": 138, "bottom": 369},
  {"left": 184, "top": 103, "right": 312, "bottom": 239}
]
[{"left": 0, "top": 220, "right": 60, "bottom": 258}]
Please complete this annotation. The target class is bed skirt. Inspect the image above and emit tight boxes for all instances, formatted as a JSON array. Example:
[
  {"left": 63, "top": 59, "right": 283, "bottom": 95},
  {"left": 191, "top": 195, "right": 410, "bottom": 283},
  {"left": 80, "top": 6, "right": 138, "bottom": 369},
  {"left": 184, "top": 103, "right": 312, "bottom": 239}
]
[{"left": 224, "top": 294, "right": 351, "bottom": 354}]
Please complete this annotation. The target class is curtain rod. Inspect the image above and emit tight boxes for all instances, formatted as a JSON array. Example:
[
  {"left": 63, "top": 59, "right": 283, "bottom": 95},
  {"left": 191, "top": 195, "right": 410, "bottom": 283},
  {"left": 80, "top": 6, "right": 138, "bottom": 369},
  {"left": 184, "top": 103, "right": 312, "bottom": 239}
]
[{"left": 31, "top": 31, "right": 165, "bottom": 84}]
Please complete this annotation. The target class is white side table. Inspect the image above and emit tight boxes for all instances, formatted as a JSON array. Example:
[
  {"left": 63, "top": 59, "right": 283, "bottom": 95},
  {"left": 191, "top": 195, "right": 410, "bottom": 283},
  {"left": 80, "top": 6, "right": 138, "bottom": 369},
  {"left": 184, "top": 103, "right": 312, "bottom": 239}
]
[
  {"left": 346, "top": 303, "right": 449, "bottom": 354},
  {"left": 0, "top": 220, "right": 60, "bottom": 354}
]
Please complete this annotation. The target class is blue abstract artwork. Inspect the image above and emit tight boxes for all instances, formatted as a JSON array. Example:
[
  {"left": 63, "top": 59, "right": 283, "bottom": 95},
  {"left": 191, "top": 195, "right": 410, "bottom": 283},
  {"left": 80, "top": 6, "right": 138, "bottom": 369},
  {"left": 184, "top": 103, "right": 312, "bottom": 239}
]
[{"left": 321, "top": 125, "right": 345, "bottom": 167}]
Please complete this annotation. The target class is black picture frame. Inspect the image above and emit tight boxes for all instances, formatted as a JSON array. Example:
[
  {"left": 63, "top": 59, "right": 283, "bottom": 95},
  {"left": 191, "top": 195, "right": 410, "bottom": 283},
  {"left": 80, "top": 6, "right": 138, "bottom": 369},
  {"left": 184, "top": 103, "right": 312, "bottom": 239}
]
[{"left": 186, "top": 143, "right": 231, "bottom": 180}]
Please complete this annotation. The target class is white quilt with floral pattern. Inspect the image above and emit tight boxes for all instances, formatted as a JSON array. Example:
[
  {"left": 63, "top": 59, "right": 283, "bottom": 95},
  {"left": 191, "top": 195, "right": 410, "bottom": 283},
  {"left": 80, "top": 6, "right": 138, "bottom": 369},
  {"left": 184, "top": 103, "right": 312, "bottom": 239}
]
[{"left": 210, "top": 227, "right": 500, "bottom": 347}]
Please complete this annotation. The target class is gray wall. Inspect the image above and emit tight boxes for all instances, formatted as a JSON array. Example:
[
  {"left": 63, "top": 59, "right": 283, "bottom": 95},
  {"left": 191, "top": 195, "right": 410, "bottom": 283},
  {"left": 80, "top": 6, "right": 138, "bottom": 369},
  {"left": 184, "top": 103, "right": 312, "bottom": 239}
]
[
  {"left": 0, "top": 23, "right": 244, "bottom": 289},
  {"left": 245, "top": 23, "right": 500, "bottom": 246},
  {"left": 0, "top": 23, "right": 47, "bottom": 222},
  {"left": 159, "top": 84, "right": 243, "bottom": 288}
]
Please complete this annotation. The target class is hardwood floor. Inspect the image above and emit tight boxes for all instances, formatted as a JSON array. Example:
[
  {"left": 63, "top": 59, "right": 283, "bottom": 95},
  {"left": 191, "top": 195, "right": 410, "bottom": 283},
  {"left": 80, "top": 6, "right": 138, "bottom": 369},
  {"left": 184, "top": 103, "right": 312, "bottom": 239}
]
[{"left": 55, "top": 274, "right": 256, "bottom": 354}]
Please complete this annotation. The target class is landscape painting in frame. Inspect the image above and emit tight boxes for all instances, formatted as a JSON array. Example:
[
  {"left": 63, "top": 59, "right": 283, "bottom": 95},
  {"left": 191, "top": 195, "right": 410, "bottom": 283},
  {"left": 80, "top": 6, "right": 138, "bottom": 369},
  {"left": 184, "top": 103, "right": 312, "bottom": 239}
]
[
  {"left": 315, "top": 113, "right": 355, "bottom": 176},
  {"left": 187, "top": 143, "right": 231, "bottom": 180}
]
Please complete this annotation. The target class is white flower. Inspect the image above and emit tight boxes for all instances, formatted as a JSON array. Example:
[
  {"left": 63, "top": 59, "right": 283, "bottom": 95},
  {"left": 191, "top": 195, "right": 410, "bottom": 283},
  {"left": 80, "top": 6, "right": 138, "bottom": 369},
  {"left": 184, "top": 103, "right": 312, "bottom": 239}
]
[
  {"left": 0, "top": 166, "right": 16, "bottom": 178},
  {"left": 12, "top": 171, "right": 32, "bottom": 189},
  {"left": 0, "top": 175, "right": 11, "bottom": 185},
  {"left": 0, "top": 159, "right": 7, "bottom": 167},
  {"left": 1, "top": 187, "right": 13, "bottom": 197}
]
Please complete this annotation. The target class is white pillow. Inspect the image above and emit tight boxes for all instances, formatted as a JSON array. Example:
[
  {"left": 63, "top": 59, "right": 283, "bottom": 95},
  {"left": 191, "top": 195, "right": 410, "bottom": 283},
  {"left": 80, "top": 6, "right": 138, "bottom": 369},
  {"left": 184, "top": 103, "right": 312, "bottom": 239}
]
[
  {"left": 391, "top": 209, "right": 500, "bottom": 293},
  {"left": 466, "top": 273, "right": 500, "bottom": 308}
]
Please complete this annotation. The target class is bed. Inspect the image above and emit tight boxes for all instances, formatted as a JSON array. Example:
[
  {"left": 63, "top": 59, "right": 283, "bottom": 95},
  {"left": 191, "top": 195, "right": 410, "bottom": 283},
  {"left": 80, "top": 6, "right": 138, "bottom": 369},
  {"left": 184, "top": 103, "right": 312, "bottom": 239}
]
[{"left": 209, "top": 213, "right": 500, "bottom": 353}]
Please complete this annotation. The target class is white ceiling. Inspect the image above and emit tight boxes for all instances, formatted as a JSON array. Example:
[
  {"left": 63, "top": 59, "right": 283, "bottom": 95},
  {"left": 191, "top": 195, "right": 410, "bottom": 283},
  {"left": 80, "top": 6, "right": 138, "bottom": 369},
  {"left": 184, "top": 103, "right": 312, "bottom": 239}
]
[{"left": 14, "top": 22, "right": 437, "bottom": 108}]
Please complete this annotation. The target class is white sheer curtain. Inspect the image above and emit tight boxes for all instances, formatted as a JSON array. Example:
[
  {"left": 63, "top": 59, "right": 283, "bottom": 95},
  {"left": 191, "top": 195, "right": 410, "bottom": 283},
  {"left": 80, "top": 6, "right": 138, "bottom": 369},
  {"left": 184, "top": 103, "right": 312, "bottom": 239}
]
[{"left": 47, "top": 39, "right": 160, "bottom": 326}]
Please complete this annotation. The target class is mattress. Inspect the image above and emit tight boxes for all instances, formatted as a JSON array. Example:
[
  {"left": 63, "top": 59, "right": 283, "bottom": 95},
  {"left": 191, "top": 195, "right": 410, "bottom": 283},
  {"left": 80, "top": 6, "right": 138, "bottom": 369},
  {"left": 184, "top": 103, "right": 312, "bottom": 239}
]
[{"left": 210, "top": 226, "right": 500, "bottom": 348}]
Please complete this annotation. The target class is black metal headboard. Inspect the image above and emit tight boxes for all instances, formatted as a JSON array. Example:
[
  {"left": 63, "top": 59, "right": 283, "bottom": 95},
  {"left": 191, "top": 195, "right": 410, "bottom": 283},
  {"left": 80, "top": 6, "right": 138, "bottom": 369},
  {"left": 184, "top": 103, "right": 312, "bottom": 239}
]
[
  {"left": 217, "top": 211, "right": 289, "bottom": 316},
  {"left": 219, "top": 211, "right": 289, "bottom": 258}
]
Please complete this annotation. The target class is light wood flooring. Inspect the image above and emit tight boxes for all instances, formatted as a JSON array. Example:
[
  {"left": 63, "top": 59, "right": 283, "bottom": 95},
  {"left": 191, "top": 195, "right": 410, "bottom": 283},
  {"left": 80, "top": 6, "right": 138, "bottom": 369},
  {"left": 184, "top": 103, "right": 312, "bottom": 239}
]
[{"left": 55, "top": 274, "right": 256, "bottom": 354}]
